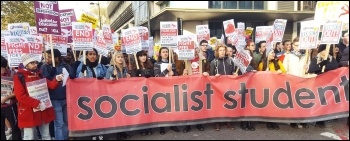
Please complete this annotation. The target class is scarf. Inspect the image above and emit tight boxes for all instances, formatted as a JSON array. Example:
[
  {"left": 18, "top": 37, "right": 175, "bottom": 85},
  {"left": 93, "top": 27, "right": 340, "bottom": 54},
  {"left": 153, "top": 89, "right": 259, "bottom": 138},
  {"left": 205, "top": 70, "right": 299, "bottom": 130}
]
[
  {"left": 291, "top": 50, "right": 304, "bottom": 58},
  {"left": 86, "top": 59, "right": 98, "bottom": 78}
]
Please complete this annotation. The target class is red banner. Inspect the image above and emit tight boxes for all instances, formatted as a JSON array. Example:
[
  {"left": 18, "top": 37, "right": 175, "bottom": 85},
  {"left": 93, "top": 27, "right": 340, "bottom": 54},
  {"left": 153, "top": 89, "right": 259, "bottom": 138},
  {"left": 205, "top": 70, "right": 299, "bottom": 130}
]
[{"left": 67, "top": 68, "right": 349, "bottom": 137}]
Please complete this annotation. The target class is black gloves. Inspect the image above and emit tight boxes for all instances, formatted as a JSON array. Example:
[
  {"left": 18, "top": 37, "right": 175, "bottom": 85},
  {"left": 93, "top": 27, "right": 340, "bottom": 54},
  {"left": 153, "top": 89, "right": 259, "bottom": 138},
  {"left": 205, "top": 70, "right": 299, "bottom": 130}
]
[
  {"left": 49, "top": 67, "right": 57, "bottom": 77},
  {"left": 81, "top": 64, "right": 87, "bottom": 73},
  {"left": 97, "top": 77, "right": 104, "bottom": 80},
  {"left": 319, "top": 58, "right": 329, "bottom": 67}
]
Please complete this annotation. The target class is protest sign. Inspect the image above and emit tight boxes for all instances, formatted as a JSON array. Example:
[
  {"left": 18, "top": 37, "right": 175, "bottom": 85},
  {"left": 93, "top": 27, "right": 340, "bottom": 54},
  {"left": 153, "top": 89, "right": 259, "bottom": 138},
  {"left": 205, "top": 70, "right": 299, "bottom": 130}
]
[
  {"left": 237, "top": 22, "right": 246, "bottom": 47},
  {"left": 42, "top": 34, "right": 68, "bottom": 56},
  {"left": 102, "top": 24, "right": 113, "bottom": 51},
  {"left": 229, "top": 31, "right": 240, "bottom": 47},
  {"left": 314, "top": 1, "right": 349, "bottom": 24},
  {"left": 196, "top": 25, "right": 210, "bottom": 43},
  {"left": 121, "top": 28, "right": 142, "bottom": 54},
  {"left": 22, "top": 35, "right": 43, "bottom": 61},
  {"left": 5, "top": 36, "right": 29, "bottom": 67},
  {"left": 137, "top": 26, "right": 149, "bottom": 51},
  {"left": 273, "top": 19, "right": 287, "bottom": 42},
  {"left": 299, "top": 21, "right": 320, "bottom": 49},
  {"left": 255, "top": 26, "right": 273, "bottom": 43},
  {"left": 8, "top": 23, "right": 30, "bottom": 36},
  {"left": 26, "top": 79, "right": 52, "bottom": 112},
  {"left": 30, "top": 26, "right": 38, "bottom": 35},
  {"left": 265, "top": 31, "right": 274, "bottom": 56},
  {"left": 148, "top": 37, "right": 154, "bottom": 57},
  {"left": 60, "top": 9, "right": 77, "bottom": 43},
  {"left": 160, "top": 21, "right": 178, "bottom": 49},
  {"left": 233, "top": 48, "right": 252, "bottom": 74},
  {"left": 72, "top": 22, "right": 93, "bottom": 51},
  {"left": 80, "top": 12, "right": 98, "bottom": 29},
  {"left": 223, "top": 19, "right": 235, "bottom": 37},
  {"left": 1, "top": 31, "right": 11, "bottom": 58},
  {"left": 320, "top": 20, "right": 343, "bottom": 44},
  {"left": 34, "top": 1, "right": 61, "bottom": 35},
  {"left": 177, "top": 35, "right": 195, "bottom": 60},
  {"left": 67, "top": 67, "right": 349, "bottom": 137},
  {"left": 94, "top": 35, "right": 109, "bottom": 57},
  {"left": 1, "top": 77, "right": 14, "bottom": 104}
]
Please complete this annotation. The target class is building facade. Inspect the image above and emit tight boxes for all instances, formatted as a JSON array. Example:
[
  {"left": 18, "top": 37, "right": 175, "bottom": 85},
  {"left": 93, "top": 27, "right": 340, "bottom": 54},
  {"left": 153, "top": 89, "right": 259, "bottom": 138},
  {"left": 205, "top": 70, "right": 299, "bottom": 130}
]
[{"left": 107, "top": 1, "right": 316, "bottom": 43}]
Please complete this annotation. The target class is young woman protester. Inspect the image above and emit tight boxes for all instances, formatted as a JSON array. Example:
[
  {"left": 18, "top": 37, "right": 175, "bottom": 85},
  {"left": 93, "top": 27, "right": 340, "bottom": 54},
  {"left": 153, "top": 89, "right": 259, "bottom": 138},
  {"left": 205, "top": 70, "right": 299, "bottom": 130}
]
[
  {"left": 153, "top": 47, "right": 181, "bottom": 135},
  {"left": 258, "top": 49, "right": 286, "bottom": 130},
  {"left": 104, "top": 51, "right": 131, "bottom": 139},
  {"left": 130, "top": 50, "right": 154, "bottom": 136},
  {"left": 203, "top": 44, "right": 235, "bottom": 131},
  {"left": 308, "top": 44, "right": 339, "bottom": 128}
]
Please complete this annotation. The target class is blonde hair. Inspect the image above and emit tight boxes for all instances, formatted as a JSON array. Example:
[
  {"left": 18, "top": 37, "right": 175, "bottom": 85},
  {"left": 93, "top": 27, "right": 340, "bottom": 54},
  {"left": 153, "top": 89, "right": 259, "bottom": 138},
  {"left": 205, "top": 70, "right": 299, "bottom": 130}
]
[{"left": 110, "top": 52, "right": 126, "bottom": 71}]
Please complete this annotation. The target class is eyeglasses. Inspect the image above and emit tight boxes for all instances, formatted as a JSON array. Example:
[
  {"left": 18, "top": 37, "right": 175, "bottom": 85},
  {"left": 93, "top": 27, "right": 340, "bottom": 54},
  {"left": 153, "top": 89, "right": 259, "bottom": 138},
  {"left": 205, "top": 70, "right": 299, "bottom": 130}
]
[{"left": 29, "top": 61, "right": 39, "bottom": 65}]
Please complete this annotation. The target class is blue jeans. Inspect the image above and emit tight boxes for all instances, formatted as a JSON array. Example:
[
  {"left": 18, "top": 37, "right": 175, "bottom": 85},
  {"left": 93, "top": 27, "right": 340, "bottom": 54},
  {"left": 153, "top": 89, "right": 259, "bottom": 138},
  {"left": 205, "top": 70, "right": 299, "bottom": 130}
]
[{"left": 51, "top": 100, "right": 68, "bottom": 140}]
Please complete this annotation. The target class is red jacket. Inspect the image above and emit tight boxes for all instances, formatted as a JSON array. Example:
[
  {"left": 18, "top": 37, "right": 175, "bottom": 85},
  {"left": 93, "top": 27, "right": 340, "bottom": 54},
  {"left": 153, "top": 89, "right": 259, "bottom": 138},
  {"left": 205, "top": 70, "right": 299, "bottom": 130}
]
[{"left": 13, "top": 69, "right": 59, "bottom": 128}]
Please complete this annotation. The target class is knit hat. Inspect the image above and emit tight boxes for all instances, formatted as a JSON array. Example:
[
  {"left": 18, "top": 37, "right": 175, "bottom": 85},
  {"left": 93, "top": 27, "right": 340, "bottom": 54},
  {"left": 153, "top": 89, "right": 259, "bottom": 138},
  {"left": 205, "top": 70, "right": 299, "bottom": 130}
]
[
  {"left": 21, "top": 54, "right": 39, "bottom": 66},
  {"left": 318, "top": 44, "right": 327, "bottom": 53}
]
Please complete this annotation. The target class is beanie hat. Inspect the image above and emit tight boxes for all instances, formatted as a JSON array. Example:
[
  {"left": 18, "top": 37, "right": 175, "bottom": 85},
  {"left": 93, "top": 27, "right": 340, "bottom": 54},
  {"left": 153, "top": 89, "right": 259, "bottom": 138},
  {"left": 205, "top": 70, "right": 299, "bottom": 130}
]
[
  {"left": 21, "top": 54, "right": 39, "bottom": 66},
  {"left": 318, "top": 44, "right": 327, "bottom": 53}
]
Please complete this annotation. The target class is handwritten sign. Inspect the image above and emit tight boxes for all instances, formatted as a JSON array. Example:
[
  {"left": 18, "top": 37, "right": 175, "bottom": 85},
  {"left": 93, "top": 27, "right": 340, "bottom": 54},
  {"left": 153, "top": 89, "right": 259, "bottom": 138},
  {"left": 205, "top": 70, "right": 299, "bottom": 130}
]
[
  {"left": 299, "top": 21, "right": 320, "bottom": 49},
  {"left": 233, "top": 48, "right": 252, "bottom": 74},
  {"left": 273, "top": 19, "right": 287, "bottom": 42},
  {"left": 320, "top": 20, "right": 343, "bottom": 44}
]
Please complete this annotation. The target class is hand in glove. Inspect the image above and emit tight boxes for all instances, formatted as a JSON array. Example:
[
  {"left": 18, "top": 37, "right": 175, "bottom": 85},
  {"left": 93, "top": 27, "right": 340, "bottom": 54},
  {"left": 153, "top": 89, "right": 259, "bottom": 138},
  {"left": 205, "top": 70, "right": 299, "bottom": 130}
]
[
  {"left": 49, "top": 67, "right": 57, "bottom": 77},
  {"left": 319, "top": 58, "right": 329, "bottom": 67},
  {"left": 97, "top": 77, "right": 104, "bottom": 80},
  {"left": 81, "top": 64, "right": 87, "bottom": 73}
]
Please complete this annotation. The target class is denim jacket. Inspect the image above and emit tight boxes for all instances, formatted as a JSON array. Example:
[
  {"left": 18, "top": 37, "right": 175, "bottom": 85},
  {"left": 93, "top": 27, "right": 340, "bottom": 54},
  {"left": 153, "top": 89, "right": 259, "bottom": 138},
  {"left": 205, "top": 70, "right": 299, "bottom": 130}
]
[{"left": 76, "top": 62, "right": 106, "bottom": 78}]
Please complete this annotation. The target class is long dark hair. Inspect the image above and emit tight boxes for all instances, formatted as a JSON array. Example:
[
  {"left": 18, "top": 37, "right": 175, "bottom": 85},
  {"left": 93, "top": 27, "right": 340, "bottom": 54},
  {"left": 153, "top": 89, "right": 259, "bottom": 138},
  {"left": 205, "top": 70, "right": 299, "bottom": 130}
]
[
  {"left": 246, "top": 40, "right": 258, "bottom": 69},
  {"left": 157, "top": 47, "right": 169, "bottom": 62},
  {"left": 262, "top": 52, "right": 280, "bottom": 71},
  {"left": 132, "top": 50, "right": 153, "bottom": 70}
]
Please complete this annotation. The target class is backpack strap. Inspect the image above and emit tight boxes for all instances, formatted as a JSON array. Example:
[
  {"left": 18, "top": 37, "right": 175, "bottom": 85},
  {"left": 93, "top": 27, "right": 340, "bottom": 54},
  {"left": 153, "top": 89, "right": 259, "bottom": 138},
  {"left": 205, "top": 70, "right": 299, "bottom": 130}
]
[{"left": 17, "top": 72, "right": 26, "bottom": 88}]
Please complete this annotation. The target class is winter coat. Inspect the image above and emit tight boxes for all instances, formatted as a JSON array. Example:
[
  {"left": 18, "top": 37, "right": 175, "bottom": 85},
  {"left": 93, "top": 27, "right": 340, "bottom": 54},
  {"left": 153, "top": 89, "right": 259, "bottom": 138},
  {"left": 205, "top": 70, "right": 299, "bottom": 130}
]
[
  {"left": 154, "top": 60, "right": 178, "bottom": 77},
  {"left": 13, "top": 69, "right": 59, "bottom": 128},
  {"left": 340, "top": 47, "right": 349, "bottom": 67},
  {"left": 308, "top": 55, "right": 339, "bottom": 75},
  {"left": 209, "top": 57, "right": 235, "bottom": 76},
  {"left": 76, "top": 62, "right": 106, "bottom": 78},
  {"left": 105, "top": 66, "right": 128, "bottom": 79},
  {"left": 283, "top": 53, "right": 308, "bottom": 77}
]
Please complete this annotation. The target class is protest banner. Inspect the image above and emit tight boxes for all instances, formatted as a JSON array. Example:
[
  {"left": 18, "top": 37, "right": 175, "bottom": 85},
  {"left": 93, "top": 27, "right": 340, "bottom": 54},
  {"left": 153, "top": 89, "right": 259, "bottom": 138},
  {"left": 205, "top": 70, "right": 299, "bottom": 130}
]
[
  {"left": 273, "top": 19, "right": 287, "bottom": 42},
  {"left": 137, "top": 26, "right": 149, "bottom": 51},
  {"left": 160, "top": 21, "right": 178, "bottom": 49},
  {"left": 34, "top": 1, "right": 61, "bottom": 35},
  {"left": 232, "top": 48, "right": 252, "bottom": 74},
  {"left": 8, "top": 23, "right": 30, "bottom": 36},
  {"left": 196, "top": 25, "right": 210, "bottom": 43},
  {"left": 30, "top": 26, "right": 38, "bottom": 35},
  {"left": 67, "top": 67, "right": 349, "bottom": 137},
  {"left": 255, "top": 26, "right": 273, "bottom": 44},
  {"left": 1, "top": 31, "right": 11, "bottom": 58},
  {"left": 121, "top": 28, "right": 142, "bottom": 54},
  {"left": 177, "top": 35, "right": 195, "bottom": 60},
  {"left": 299, "top": 21, "right": 320, "bottom": 50},
  {"left": 1, "top": 77, "right": 14, "bottom": 104},
  {"left": 26, "top": 78, "right": 52, "bottom": 112},
  {"left": 60, "top": 9, "right": 77, "bottom": 43},
  {"left": 102, "top": 24, "right": 114, "bottom": 51},
  {"left": 94, "top": 35, "right": 109, "bottom": 59},
  {"left": 314, "top": 1, "right": 349, "bottom": 24},
  {"left": 72, "top": 22, "right": 93, "bottom": 51},
  {"left": 223, "top": 19, "right": 235, "bottom": 37},
  {"left": 237, "top": 22, "right": 246, "bottom": 48},
  {"left": 320, "top": 20, "right": 343, "bottom": 44},
  {"left": 5, "top": 36, "right": 29, "bottom": 67},
  {"left": 22, "top": 35, "right": 43, "bottom": 61}
]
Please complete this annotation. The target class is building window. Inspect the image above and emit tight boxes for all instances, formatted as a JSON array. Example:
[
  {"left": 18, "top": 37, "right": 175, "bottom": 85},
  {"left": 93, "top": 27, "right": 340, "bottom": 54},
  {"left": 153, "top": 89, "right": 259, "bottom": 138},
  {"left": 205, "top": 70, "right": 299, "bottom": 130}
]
[
  {"left": 209, "top": 1, "right": 264, "bottom": 10},
  {"left": 209, "top": 21, "right": 223, "bottom": 38}
]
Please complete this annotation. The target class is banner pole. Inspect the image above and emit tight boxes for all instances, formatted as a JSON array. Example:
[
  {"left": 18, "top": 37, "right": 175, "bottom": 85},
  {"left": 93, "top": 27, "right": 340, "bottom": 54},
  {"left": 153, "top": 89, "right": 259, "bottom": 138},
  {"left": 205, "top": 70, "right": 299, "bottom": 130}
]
[
  {"left": 98, "top": 54, "right": 102, "bottom": 64},
  {"left": 50, "top": 34, "right": 55, "bottom": 67},
  {"left": 321, "top": 44, "right": 331, "bottom": 72},
  {"left": 83, "top": 50, "right": 86, "bottom": 77},
  {"left": 303, "top": 49, "right": 310, "bottom": 77},
  {"left": 134, "top": 53, "right": 139, "bottom": 69}
]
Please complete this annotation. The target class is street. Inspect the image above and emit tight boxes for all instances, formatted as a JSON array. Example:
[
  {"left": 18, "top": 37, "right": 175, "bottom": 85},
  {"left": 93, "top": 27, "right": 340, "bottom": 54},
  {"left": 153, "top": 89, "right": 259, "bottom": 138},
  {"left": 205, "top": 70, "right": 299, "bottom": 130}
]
[{"left": 78, "top": 118, "right": 349, "bottom": 140}]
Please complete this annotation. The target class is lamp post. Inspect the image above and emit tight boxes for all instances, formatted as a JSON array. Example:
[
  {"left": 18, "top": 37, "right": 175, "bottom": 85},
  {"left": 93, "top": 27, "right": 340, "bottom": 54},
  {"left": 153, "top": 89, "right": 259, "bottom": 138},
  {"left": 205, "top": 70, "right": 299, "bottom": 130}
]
[{"left": 90, "top": 2, "right": 102, "bottom": 29}]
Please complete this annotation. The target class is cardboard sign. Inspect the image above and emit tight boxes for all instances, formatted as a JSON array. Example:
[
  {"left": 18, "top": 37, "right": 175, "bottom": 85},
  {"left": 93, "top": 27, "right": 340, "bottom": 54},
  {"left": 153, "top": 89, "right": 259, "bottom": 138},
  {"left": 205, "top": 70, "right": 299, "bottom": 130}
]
[
  {"left": 160, "top": 21, "right": 178, "bottom": 49},
  {"left": 72, "top": 22, "right": 93, "bottom": 51},
  {"left": 121, "top": 28, "right": 142, "bottom": 54},
  {"left": 320, "top": 20, "right": 343, "bottom": 44},
  {"left": 223, "top": 19, "right": 235, "bottom": 36},
  {"left": 299, "top": 21, "right": 320, "bottom": 49}
]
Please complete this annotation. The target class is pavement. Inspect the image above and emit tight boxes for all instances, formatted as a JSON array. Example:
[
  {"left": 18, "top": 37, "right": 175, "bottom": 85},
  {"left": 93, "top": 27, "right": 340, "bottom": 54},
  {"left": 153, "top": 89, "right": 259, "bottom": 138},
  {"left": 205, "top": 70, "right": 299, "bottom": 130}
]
[{"left": 71, "top": 118, "right": 349, "bottom": 140}]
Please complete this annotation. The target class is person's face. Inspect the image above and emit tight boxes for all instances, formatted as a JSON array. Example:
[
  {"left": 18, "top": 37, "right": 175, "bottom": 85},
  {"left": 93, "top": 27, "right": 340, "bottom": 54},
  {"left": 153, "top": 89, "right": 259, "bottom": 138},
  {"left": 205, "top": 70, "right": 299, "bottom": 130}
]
[
  {"left": 218, "top": 47, "right": 226, "bottom": 58},
  {"left": 334, "top": 46, "right": 339, "bottom": 53},
  {"left": 227, "top": 48, "right": 233, "bottom": 57},
  {"left": 138, "top": 55, "right": 147, "bottom": 63},
  {"left": 26, "top": 61, "right": 39, "bottom": 70},
  {"left": 200, "top": 42, "right": 208, "bottom": 52},
  {"left": 160, "top": 49, "right": 168, "bottom": 59},
  {"left": 46, "top": 53, "right": 52, "bottom": 64},
  {"left": 284, "top": 41, "right": 291, "bottom": 51},
  {"left": 115, "top": 54, "right": 123, "bottom": 64},
  {"left": 268, "top": 51, "right": 275, "bottom": 60},
  {"left": 260, "top": 43, "right": 266, "bottom": 53},
  {"left": 248, "top": 42, "right": 255, "bottom": 51},
  {"left": 87, "top": 51, "right": 97, "bottom": 62},
  {"left": 63, "top": 52, "right": 72, "bottom": 62},
  {"left": 293, "top": 42, "right": 299, "bottom": 52}
]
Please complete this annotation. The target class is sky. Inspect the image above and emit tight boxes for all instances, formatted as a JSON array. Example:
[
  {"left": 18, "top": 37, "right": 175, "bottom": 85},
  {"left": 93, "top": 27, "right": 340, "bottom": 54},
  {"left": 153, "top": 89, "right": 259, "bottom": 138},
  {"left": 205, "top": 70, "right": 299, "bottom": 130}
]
[{"left": 58, "top": 1, "right": 103, "bottom": 18}]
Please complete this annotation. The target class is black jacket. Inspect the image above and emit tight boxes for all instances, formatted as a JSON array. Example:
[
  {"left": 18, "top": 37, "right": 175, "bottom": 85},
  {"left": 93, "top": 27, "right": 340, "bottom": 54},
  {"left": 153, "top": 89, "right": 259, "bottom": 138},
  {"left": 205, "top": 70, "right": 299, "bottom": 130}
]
[
  {"left": 308, "top": 56, "right": 339, "bottom": 75},
  {"left": 210, "top": 57, "right": 235, "bottom": 76},
  {"left": 340, "top": 47, "right": 349, "bottom": 67},
  {"left": 153, "top": 60, "right": 178, "bottom": 77}
]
